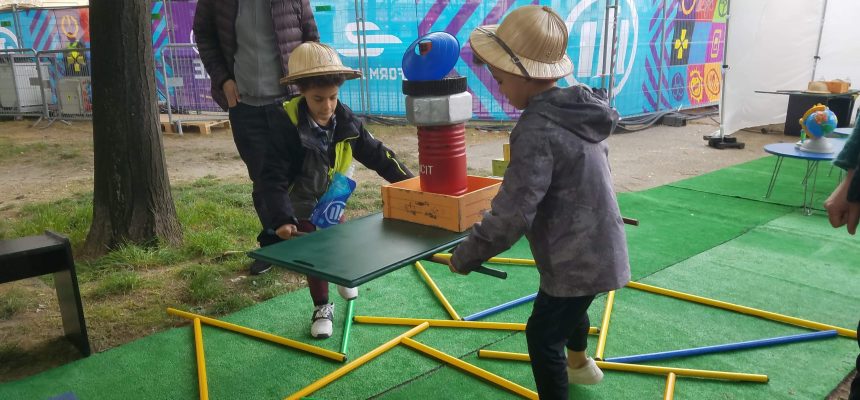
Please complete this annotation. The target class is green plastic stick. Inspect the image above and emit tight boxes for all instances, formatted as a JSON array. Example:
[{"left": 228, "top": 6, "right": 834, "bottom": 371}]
[{"left": 340, "top": 299, "right": 355, "bottom": 355}]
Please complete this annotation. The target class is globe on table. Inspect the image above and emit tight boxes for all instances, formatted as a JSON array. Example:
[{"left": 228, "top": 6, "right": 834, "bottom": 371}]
[{"left": 797, "top": 104, "right": 837, "bottom": 153}]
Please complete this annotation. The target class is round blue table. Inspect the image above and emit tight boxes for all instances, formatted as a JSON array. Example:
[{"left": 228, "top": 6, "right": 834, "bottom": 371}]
[{"left": 763, "top": 139, "right": 847, "bottom": 214}]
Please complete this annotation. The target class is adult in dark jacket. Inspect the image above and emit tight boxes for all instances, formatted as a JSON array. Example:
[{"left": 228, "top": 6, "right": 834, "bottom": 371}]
[
  {"left": 824, "top": 117, "right": 860, "bottom": 400},
  {"left": 193, "top": 0, "right": 319, "bottom": 274}
]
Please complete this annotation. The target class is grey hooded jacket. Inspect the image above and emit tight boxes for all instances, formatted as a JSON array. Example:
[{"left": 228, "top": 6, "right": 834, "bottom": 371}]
[{"left": 451, "top": 86, "right": 631, "bottom": 297}]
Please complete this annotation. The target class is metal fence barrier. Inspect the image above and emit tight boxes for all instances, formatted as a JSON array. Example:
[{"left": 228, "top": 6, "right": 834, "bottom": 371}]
[
  {"left": 0, "top": 48, "right": 49, "bottom": 121},
  {"left": 159, "top": 43, "right": 227, "bottom": 134},
  {"left": 34, "top": 48, "right": 93, "bottom": 126}
]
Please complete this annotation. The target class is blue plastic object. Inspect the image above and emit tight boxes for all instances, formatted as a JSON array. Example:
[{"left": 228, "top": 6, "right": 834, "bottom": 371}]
[
  {"left": 402, "top": 32, "right": 461, "bottom": 81},
  {"left": 463, "top": 293, "right": 537, "bottom": 321},
  {"left": 604, "top": 330, "right": 838, "bottom": 364}
]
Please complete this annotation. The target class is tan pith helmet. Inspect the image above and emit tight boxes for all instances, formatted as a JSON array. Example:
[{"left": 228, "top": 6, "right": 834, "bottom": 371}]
[
  {"left": 469, "top": 5, "right": 573, "bottom": 80},
  {"left": 280, "top": 42, "right": 362, "bottom": 84}
]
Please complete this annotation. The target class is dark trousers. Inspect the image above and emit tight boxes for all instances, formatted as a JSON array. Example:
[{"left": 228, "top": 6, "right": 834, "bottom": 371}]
[
  {"left": 228, "top": 102, "right": 291, "bottom": 246},
  {"left": 526, "top": 290, "right": 596, "bottom": 400},
  {"left": 294, "top": 220, "right": 329, "bottom": 306},
  {"left": 850, "top": 320, "right": 860, "bottom": 400}
]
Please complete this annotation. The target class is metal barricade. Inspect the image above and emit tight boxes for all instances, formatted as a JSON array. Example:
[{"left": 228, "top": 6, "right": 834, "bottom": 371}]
[
  {"left": 33, "top": 49, "right": 93, "bottom": 126},
  {"left": 160, "top": 43, "right": 226, "bottom": 134},
  {"left": 0, "top": 49, "right": 50, "bottom": 120}
]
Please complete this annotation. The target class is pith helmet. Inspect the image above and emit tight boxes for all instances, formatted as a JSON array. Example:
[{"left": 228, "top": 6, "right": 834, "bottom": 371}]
[
  {"left": 469, "top": 5, "right": 573, "bottom": 80},
  {"left": 280, "top": 42, "right": 362, "bottom": 84}
]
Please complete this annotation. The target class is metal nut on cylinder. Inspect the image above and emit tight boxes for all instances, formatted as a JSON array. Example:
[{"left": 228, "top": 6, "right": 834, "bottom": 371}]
[{"left": 405, "top": 92, "right": 473, "bottom": 126}]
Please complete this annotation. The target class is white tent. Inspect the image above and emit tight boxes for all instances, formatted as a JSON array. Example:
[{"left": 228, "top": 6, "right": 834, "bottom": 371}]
[{"left": 722, "top": 0, "right": 860, "bottom": 136}]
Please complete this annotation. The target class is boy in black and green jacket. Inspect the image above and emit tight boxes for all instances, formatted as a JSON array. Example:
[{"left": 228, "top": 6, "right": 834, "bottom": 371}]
[{"left": 261, "top": 42, "right": 412, "bottom": 339}]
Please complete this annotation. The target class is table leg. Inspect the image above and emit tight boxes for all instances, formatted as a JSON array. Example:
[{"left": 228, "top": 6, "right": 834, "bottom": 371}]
[
  {"left": 801, "top": 161, "right": 821, "bottom": 216},
  {"left": 54, "top": 268, "right": 91, "bottom": 356},
  {"left": 807, "top": 161, "right": 821, "bottom": 216},
  {"left": 765, "top": 156, "right": 784, "bottom": 199}
]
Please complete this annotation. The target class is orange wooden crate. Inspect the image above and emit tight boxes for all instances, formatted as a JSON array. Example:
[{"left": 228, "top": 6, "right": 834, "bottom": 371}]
[
  {"left": 826, "top": 80, "right": 851, "bottom": 94},
  {"left": 381, "top": 176, "right": 502, "bottom": 232}
]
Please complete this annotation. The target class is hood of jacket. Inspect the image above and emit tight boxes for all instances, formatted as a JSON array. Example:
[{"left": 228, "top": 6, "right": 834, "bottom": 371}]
[{"left": 527, "top": 86, "right": 619, "bottom": 143}]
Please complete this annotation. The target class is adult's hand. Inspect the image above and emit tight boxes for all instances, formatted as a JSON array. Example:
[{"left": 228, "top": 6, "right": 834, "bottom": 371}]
[
  {"left": 824, "top": 169, "right": 857, "bottom": 234},
  {"left": 222, "top": 79, "right": 240, "bottom": 108}
]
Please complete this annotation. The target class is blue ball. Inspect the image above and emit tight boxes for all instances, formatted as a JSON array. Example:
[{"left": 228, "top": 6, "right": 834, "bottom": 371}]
[{"left": 402, "top": 32, "right": 460, "bottom": 81}]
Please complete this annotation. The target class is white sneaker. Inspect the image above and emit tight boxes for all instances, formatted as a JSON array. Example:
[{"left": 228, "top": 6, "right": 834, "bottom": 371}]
[
  {"left": 337, "top": 285, "right": 358, "bottom": 300},
  {"left": 310, "top": 303, "right": 334, "bottom": 338},
  {"left": 567, "top": 357, "right": 604, "bottom": 384}
]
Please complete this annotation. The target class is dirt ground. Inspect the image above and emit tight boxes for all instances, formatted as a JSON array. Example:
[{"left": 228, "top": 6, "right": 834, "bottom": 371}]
[
  {"left": 0, "top": 116, "right": 782, "bottom": 219},
  {"left": 2, "top": 116, "right": 855, "bottom": 397}
]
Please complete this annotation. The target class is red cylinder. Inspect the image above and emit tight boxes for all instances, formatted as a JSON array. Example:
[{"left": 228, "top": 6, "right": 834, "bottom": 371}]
[{"left": 417, "top": 123, "right": 468, "bottom": 195}]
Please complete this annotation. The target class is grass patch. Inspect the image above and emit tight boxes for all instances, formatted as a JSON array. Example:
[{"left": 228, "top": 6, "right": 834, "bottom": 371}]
[
  {"left": 178, "top": 264, "right": 226, "bottom": 304},
  {"left": 90, "top": 270, "right": 143, "bottom": 298},
  {"left": 0, "top": 288, "right": 29, "bottom": 319},
  {"left": 0, "top": 139, "right": 49, "bottom": 161}
]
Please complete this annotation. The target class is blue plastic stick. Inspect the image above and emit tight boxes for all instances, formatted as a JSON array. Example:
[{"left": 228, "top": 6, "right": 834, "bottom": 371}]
[
  {"left": 604, "top": 330, "right": 838, "bottom": 364},
  {"left": 463, "top": 293, "right": 537, "bottom": 321}
]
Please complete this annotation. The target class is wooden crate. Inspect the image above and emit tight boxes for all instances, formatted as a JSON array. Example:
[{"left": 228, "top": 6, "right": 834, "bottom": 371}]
[
  {"left": 825, "top": 80, "right": 851, "bottom": 94},
  {"left": 491, "top": 159, "right": 509, "bottom": 177},
  {"left": 159, "top": 114, "right": 231, "bottom": 134},
  {"left": 381, "top": 175, "right": 502, "bottom": 232}
]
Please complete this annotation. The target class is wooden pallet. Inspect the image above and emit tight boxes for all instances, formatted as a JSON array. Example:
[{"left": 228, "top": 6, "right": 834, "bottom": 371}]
[{"left": 159, "top": 114, "right": 231, "bottom": 135}]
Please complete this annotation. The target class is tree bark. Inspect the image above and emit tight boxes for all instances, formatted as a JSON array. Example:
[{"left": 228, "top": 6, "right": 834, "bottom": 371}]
[{"left": 84, "top": 0, "right": 182, "bottom": 255}]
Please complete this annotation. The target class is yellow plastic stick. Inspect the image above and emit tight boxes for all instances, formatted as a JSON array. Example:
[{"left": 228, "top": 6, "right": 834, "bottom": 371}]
[
  {"left": 594, "top": 290, "right": 616, "bottom": 360},
  {"left": 664, "top": 372, "right": 676, "bottom": 400},
  {"left": 193, "top": 318, "right": 209, "bottom": 400},
  {"left": 431, "top": 253, "right": 536, "bottom": 266},
  {"left": 401, "top": 337, "right": 538, "bottom": 400},
  {"left": 414, "top": 261, "right": 461, "bottom": 320},
  {"left": 284, "top": 322, "right": 430, "bottom": 400},
  {"left": 626, "top": 282, "right": 858, "bottom": 339},
  {"left": 477, "top": 350, "right": 768, "bottom": 383},
  {"left": 167, "top": 308, "right": 345, "bottom": 362},
  {"left": 354, "top": 315, "right": 599, "bottom": 335}
]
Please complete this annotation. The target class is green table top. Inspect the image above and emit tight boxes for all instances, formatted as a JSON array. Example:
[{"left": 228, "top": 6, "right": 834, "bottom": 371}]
[{"left": 249, "top": 213, "right": 469, "bottom": 287}]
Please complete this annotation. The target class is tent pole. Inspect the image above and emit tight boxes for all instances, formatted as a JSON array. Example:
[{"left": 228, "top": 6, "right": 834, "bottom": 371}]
[
  {"left": 715, "top": 0, "right": 732, "bottom": 139},
  {"left": 811, "top": 0, "right": 828, "bottom": 81}
]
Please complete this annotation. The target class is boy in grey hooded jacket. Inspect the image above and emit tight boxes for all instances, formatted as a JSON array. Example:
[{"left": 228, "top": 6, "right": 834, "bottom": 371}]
[{"left": 448, "top": 6, "right": 630, "bottom": 399}]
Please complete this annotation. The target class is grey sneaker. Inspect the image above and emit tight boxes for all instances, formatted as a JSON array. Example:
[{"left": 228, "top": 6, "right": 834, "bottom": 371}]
[
  {"left": 311, "top": 303, "right": 334, "bottom": 338},
  {"left": 567, "top": 357, "right": 604, "bottom": 384}
]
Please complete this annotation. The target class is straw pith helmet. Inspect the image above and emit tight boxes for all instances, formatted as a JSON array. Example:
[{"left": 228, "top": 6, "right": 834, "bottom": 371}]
[
  {"left": 280, "top": 42, "right": 362, "bottom": 84},
  {"left": 469, "top": 5, "right": 573, "bottom": 80}
]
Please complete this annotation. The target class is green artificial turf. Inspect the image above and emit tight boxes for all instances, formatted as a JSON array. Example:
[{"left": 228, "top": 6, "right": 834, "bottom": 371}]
[
  {"left": 2, "top": 157, "right": 856, "bottom": 400},
  {"left": 669, "top": 155, "right": 844, "bottom": 210}
]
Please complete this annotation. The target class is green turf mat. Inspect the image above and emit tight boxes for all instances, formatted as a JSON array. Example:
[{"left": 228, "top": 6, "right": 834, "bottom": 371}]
[
  {"left": 669, "top": 156, "right": 844, "bottom": 210},
  {"left": 378, "top": 212, "right": 858, "bottom": 399},
  {"left": 5, "top": 163, "right": 856, "bottom": 400},
  {"left": 617, "top": 186, "right": 791, "bottom": 280}
]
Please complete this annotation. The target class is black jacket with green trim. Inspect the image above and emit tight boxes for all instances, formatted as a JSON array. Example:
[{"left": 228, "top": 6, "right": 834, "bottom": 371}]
[{"left": 261, "top": 97, "right": 413, "bottom": 231}]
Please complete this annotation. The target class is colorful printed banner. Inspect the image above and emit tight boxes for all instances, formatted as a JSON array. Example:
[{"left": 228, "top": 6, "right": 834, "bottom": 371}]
[{"left": 0, "top": 0, "right": 726, "bottom": 119}]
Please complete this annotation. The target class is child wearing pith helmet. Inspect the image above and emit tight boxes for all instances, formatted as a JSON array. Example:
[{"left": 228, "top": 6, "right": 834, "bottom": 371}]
[
  {"left": 446, "top": 5, "right": 630, "bottom": 399},
  {"left": 260, "top": 42, "right": 414, "bottom": 339}
]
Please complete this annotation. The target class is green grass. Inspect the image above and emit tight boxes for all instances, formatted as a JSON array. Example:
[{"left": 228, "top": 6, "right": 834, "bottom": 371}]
[
  {"left": 0, "top": 139, "right": 85, "bottom": 163},
  {"left": 0, "top": 288, "right": 28, "bottom": 319},
  {"left": 89, "top": 270, "right": 144, "bottom": 298}
]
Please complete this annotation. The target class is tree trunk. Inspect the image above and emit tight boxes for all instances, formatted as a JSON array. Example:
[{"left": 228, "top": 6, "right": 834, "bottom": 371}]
[{"left": 84, "top": 0, "right": 182, "bottom": 255}]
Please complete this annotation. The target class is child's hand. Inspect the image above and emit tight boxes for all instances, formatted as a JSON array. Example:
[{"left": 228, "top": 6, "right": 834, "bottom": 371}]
[
  {"left": 447, "top": 259, "right": 468, "bottom": 275},
  {"left": 275, "top": 224, "right": 300, "bottom": 240}
]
